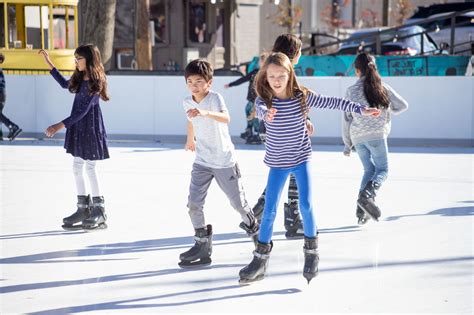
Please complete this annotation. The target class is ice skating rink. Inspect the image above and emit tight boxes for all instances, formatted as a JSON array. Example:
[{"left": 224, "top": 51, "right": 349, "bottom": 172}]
[{"left": 1, "top": 140, "right": 473, "bottom": 314}]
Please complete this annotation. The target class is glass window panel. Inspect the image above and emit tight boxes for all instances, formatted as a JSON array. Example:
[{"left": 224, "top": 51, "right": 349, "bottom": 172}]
[
  {"left": 189, "top": 1, "right": 207, "bottom": 43},
  {"left": 150, "top": 0, "right": 167, "bottom": 44}
]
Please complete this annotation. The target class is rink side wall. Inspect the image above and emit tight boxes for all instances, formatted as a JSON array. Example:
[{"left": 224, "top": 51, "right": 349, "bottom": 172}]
[{"left": 3, "top": 75, "right": 474, "bottom": 146}]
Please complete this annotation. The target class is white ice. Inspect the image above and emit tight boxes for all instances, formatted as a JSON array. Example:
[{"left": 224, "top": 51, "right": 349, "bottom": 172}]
[{"left": 1, "top": 141, "right": 473, "bottom": 314}]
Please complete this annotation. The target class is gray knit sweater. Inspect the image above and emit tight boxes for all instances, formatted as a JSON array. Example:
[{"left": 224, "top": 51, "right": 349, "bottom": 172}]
[{"left": 342, "top": 78, "right": 408, "bottom": 153}]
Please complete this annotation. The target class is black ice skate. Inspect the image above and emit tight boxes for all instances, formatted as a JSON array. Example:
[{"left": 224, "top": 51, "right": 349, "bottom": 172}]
[
  {"left": 303, "top": 236, "right": 319, "bottom": 284},
  {"left": 356, "top": 204, "right": 369, "bottom": 225},
  {"left": 7, "top": 124, "right": 22, "bottom": 141},
  {"left": 82, "top": 196, "right": 108, "bottom": 230},
  {"left": 240, "top": 128, "right": 252, "bottom": 140},
  {"left": 179, "top": 224, "right": 213, "bottom": 268},
  {"left": 62, "top": 195, "right": 91, "bottom": 231},
  {"left": 239, "top": 241, "right": 272, "bottom": 285},
  {"left": 284, "top": 175, "right": 304, "bottom": 239},
  {"left": 239, "top": 213, "right": 260, "bottom": 245},
  {"left": 357, "top": 181, "right": 381, "bottom": 221},
  {"left": 252, "top": 193, "right": 265, "bottom": 223},
  {"left": 245, "top": 134, "right": 262, "bottom": 145},
  {"left": 284, "top": 202, "right": 304, "bottom": 239}
]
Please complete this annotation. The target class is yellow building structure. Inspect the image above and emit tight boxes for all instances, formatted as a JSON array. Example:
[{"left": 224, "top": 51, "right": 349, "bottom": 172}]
[{"left": 0, "top": 0, "right": 78, "bottom": 74}]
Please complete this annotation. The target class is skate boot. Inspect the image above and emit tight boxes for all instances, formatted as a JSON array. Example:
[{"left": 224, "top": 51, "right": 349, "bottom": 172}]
[
  {"left": 179, "top": 224, "right": 213, "bottom": 268},
  {"left": 284, "top": 174, "right": 304, "bottom": 239},
  {"left": 356, "top": 204, "right": 369, "bottom": 225},
  {"left": 82, "top": 196, "right": 108, "bottom": 230},
  {"left": 240, "top": 128, "right": 252, "bottom": 140},
  {"left": 303, "top": 236, "right": 319, "bottom": 284},
  {"left": 357, "top": 181, "right": 381, "bottom": 221},
  {"left": 284, "top": 202, "right": 304, "bottom": 239},
  {"left": 239, "top": 213, "right": 260, "bottom": 246},
  {"left": 245, "top": 134, "right": 262, "bottom": 145},
  {"left": 239, "top": 241, "right": 273, "bottom": 285},
  {"left": 252, "top": 192, "right": 265, "bottom": 223},
  {"left": 62, "top": 195, "right": 91, "bottom": 231},
  {"left": 7, "top": 124, "right": 22, "bottom": 141}
]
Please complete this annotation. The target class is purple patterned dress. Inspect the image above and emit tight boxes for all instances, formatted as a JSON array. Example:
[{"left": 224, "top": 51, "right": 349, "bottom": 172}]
[{"left": 50, "top": 68, "right": 109, "bottom": 160}]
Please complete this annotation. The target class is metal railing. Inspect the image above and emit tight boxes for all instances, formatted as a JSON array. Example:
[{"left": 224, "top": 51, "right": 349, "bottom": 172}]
[{"left": 304, "top": 8, "right": 474, "bottom": 56}]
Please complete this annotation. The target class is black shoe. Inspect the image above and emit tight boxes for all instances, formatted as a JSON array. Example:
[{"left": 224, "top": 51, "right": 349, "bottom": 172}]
[
  {"left": 246, "top": 135, "right": 262, "bottom": 145},
  {"left": 240, "top": 128, "right": 252, "bottom": 140},
  {"left": 7, "top": 124, "right": 22, "bottom": 141}
]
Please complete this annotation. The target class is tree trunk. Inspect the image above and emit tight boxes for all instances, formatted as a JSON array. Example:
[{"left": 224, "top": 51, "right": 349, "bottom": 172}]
[
  {"left": 80, "top": 0, "right": 116, "bottom": 71},
  {"left": 136, "top": 0, "right": 152, "bottom": 70}
]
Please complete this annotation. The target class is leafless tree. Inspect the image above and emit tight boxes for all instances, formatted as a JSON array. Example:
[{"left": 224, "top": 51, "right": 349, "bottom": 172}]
[{"left": 80, "top": 0, "right": 116, "bottom": 70}]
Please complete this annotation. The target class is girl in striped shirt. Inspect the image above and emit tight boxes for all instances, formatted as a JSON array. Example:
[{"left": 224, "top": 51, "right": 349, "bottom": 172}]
[{"left": 239, "top": 52, "right": 380, "bottom": 284}]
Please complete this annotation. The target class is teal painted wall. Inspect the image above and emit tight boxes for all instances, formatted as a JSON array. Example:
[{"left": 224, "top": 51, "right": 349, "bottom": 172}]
[{"left": 247, "top": 55, "right": 471, "bottom": 76}]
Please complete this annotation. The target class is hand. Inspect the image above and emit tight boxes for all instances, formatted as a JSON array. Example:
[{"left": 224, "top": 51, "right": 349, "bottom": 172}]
[
  {"left": 38, "top": 49, "right": 54, "bottom": 69},
  {"left": 362, "top": 107, "right": 381, "bottom": 117},
  {"left": 45, "top": 122, "right": 65, "bottom": 137},
  {"left": 224, "top": 84, "right": 230, "bottom": 89},
  {"left": 306, "top": 119, "right": 314, "bottom": 136},
  {"left": 343, "top": 150, "right": 351, "bottom": 157},
  {"left": 187, "top": 108, "right": 209, "bottom": 119},
  {"left": 265, "top": 108, "right": 277, "bottom": 122},
  {"left": 185, "top": 140, "right": 196, "bottom": 152}
]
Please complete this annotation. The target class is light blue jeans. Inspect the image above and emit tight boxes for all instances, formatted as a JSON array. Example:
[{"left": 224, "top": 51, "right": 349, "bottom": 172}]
[
  {"left": 354, "top": 138, "right": 389, "bottom": 191},
  {"left": 258, "top": 161, "right": 317, "bottom": 244}
]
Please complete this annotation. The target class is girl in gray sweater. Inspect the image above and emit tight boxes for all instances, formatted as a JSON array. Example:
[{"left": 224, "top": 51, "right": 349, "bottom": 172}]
[{"left": 342, "top": 52, "right": 408, "bottom": 224}]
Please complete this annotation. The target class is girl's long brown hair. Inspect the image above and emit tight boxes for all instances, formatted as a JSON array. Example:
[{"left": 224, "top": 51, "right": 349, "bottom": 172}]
[
  {"left": 255, "top": 52, "right": 309, "bottom": 117},
  {"left": 354, "top": 52, "right": 389, "bottom": 109},
  {"left": 68, "top": 44, "right": 110, "bottom": 101}
]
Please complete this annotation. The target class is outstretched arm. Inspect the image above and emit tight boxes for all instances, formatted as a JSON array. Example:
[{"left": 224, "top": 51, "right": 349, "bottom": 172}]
[
  {"left": 39, "top": 49, "right": 69, "bottom": 89},
  {"left": 308, "top": 92, "right": 380, "bottom": 116},
  {"left": 186, "top": 108, "right": 230, "bottom": 124}
]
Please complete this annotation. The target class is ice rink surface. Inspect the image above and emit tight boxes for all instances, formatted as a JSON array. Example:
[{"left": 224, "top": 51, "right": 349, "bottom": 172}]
[{"left": 1, "top": 140, "right": 473, "bottom": 314}]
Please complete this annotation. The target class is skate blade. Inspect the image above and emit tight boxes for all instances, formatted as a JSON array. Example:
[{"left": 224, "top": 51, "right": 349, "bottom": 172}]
[
  {"left": 178, "top": 258, "right": 212, "bottom": 269},
  {"left": 82, "top": 223, "right": 108, "bottom": 231},
  {"left": 238, "top": 274, "right": 264, "bottom": 285},
  {"left": 357, "top": 202, "right": 380, "bottom": 221},
  {"left": 62, "top": 224, "right": 84, "bottom": 231}
]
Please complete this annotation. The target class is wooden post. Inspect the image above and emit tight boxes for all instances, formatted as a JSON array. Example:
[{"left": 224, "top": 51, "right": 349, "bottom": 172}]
[{"left": 136, "top": 0, "right": 152, "bottom": 70}]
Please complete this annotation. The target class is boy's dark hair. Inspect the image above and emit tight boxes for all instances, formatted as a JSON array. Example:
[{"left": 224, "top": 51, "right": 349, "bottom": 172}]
[
  {"left": 185, "top": 59, "right": 213, "bottom": 82},
  {"left": 272, "top": 34, "right": 302, "bottom": 63},
  {"left": 0, "top": 53, "right": 5, "bottom": 63}
]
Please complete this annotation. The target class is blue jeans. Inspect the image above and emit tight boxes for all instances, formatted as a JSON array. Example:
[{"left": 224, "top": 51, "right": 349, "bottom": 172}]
[
  {"left": 354, "top": 138, "right": 389, "bottom": 191},
  {"left": 258, "top": 161, "right": 317, "bottom": 243}
]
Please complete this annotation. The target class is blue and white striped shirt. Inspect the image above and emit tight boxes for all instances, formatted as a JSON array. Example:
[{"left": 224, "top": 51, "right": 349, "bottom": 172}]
[{"left": 256, "top": 91, "right": 364, "bottom": 168}]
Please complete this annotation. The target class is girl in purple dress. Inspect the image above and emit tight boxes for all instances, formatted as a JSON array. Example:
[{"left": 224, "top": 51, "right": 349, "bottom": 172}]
[{"left": 39, "top": 44, "right": 110, "bottom": 231}]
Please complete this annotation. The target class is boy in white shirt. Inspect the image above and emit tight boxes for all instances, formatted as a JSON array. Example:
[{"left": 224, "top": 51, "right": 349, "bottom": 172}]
[{"left": 179, "top": 59, "right": 259, "bottom": 268}]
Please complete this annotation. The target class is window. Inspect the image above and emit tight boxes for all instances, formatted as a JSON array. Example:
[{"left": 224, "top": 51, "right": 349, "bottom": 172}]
[
  {"left": 150, "top": 0, "right": 168, "bottom": 45},
  {"left": 188, "top": 0, "right": 208, "bottom": 43},
  {"left": 52, "top": 6, "right": 75, "bottom": 49},
  {"left": 2, "top": 4, "right": 19, "bottom": 48},
  {"left": 25, "top": 5, "right": 50, "bottom": 49},
  {"left": 215, "top": 6, "right": 224, "bottom": 47}
]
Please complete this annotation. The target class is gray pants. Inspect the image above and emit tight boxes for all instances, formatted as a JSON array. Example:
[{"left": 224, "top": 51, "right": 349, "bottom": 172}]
[{"left": 187, "top": 162, "right": 252, "bottom": 229}]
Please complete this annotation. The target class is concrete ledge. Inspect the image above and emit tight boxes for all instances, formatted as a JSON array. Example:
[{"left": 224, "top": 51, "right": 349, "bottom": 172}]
[{"left": 12, "top": 132, "right": 474, "bottom": 148}]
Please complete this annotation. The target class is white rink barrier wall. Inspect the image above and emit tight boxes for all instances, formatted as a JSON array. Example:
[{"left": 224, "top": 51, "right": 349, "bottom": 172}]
[{"left": 3, "top": 75, "right": 473, "bottom": 146}]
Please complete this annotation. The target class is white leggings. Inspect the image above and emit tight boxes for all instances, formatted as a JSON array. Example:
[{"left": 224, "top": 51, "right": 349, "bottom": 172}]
[{"left": 73, "top": 157, "right": 101, "bottom": 197}]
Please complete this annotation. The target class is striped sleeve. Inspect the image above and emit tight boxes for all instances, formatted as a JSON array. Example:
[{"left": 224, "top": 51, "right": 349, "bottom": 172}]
[
  {"left": 255, "top": 97, "right": 268, "bottom": 120},
  {"left": 307, "top": 91, "right": 364, "bottom": 114}
]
